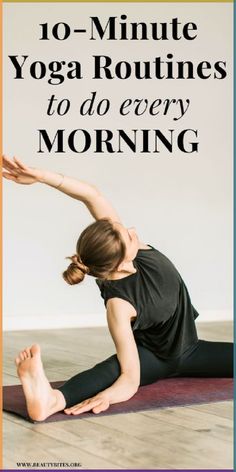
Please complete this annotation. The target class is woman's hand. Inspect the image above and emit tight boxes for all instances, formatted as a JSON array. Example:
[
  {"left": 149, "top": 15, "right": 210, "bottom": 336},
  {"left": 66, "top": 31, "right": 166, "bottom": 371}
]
[
  {"left": 2, "top": 155, "right": 43, "bottom": 185},
  {"left": 64, "top": 392, "right": 110, "bottom": 416},
  {"left": 2, "top": 155, "right": 122, "bottom": 223}
]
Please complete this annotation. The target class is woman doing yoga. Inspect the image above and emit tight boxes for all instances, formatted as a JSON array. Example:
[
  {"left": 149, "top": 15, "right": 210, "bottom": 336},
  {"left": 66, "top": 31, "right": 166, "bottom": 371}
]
[{"left": 3, "top": 155, "right": 233, "bottom": 422}]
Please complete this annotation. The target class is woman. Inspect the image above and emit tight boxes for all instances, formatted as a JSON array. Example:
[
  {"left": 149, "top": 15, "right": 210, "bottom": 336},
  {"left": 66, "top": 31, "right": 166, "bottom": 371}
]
[{"left": 3, "top": 155, "right": 233, "bottom": 422}]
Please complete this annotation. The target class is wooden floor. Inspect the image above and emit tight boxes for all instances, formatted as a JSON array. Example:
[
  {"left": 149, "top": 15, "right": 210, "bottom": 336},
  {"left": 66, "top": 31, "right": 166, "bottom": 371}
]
[{"left": 3, "top": 322, "right": 234, "bottom": 470}]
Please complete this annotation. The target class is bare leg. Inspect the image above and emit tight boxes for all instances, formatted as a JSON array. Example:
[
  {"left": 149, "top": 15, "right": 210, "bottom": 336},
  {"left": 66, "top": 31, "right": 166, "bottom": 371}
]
[{"left": 15, "top": 344, "right": 66, "bottom": 421}]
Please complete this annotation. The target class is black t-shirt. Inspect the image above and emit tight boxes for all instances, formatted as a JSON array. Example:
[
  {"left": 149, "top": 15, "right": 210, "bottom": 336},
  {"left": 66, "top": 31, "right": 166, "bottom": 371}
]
[{"left": 96, "top": 245, "right": 199, "bottom": 359}]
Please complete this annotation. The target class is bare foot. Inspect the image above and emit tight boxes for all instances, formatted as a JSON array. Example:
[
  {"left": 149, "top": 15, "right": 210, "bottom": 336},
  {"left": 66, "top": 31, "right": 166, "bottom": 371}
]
[{"left": 15, "top": 344, "right": 66, "bottom": 421}]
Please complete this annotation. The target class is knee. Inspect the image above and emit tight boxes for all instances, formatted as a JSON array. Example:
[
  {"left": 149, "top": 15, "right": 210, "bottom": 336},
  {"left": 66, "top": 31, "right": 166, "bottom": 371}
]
[{"left": 94, "top": 355, "right": 121, "bottom": 380}]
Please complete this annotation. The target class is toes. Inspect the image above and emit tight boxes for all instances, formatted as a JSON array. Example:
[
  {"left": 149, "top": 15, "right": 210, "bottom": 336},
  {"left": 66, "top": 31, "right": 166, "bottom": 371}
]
[
  {"left": 31, "top": 344, "right": 41, "bottom": 357},
  {"left": 24, "top": 348, "right": 31, "bottom": 358},
  {"left": 15, "top": 346, "right": 38, "bottom": 366},
  {"left": 18, "top": 348, "right": 31, "bottom": 361},
  {"left": 26, "top": 348, "right": 31, "bottom": 358},
  {"left": 19, "top": 351, "right": 25, "bottom": 361},
  {"left": 15, "top": 357, "right": 21, "bottom": 366}
]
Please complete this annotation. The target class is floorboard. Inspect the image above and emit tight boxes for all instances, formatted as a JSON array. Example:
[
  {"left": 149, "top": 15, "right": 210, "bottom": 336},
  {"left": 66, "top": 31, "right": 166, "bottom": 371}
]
[{"left": 3, "top": 322, "right": 233, "bottom": 469}]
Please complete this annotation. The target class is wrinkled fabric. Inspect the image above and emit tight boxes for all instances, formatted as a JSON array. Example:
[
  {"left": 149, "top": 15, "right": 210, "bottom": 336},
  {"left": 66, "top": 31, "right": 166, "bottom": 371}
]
[{"left": 96, "top": 245, "right": 199, "bottom": 359}]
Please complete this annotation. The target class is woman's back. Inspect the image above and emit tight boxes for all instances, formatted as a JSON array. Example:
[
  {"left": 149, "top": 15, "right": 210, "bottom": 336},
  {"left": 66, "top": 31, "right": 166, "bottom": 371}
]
[{"left": 97, "top": 246, "right": 199, "bottom": 359}]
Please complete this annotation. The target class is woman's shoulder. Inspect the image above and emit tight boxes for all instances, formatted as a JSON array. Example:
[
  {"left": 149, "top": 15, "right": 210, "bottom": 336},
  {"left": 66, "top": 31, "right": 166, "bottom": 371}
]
[
  {"left": 138, "top": 242, "right": 153, "bottom": 250},
  {"left": 136, "top": 243, "right": 156, "bottom": 258},
  {"left": 95, "top": 278, "right": 121, "bottom": 295}
]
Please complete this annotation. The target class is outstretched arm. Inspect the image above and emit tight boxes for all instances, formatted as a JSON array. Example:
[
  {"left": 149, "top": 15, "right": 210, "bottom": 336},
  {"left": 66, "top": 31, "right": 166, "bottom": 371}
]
[
  {"left": 64, "top": 297, "right": 140, "bottom": 415},
  {"left": 2, "top": 155, "right": 121, "bottom": 222}
]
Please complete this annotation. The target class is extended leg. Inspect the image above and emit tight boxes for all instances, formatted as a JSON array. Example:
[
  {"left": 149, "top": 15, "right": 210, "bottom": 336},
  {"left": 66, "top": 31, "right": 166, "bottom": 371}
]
[
  {"left": 177, "top": 340, "right": 233, "bottom": 377},
  {"left": 16, "top": 343, "right": 174, "bottom": 419},
  {"left": 58, "top": 345, "right": 179, "bottom": 408}
]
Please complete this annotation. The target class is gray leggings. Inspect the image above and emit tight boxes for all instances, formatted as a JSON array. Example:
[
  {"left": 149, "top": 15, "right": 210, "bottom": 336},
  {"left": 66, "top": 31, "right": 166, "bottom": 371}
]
[{"left": 58, "top": 340, "right": 233, "bottom": 408}]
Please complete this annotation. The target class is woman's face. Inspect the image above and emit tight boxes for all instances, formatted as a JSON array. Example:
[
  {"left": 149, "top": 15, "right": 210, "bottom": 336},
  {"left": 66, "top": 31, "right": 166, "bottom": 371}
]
[{"left": 113, "top": 221, "right": 140, "bottom": 262}]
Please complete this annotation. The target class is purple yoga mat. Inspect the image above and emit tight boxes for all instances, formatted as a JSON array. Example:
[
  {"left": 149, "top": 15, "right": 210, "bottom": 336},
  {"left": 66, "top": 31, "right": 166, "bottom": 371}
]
[{"left": 3, "top": 378, "right": 233, "bottom": 424}]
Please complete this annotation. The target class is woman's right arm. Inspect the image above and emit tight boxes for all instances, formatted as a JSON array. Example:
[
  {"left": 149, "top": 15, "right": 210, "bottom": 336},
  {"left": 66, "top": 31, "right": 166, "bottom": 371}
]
[
  {"left": 2, "top": 155, "right": 121, "bottom": 222},
  {"left": 64, "top": 297, "right": 140, "bottom": 416}
]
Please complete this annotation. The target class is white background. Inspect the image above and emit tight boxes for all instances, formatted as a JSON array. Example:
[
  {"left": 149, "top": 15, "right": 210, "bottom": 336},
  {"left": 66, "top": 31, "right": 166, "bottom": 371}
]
[{"left": 3, "top": 3, "right": 233, "bottom": 330}]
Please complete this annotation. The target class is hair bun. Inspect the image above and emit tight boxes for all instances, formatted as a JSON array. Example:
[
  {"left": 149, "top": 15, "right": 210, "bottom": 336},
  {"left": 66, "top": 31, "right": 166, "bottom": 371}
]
[
  {"left": 63, "top": 254, "right": 88, "bottom": 285},
  {"left": 71, "top": 254, "right": 79, "bottom": 265},
  {"left": 72, "top": 254, "right": 89, "bottom": 274}
]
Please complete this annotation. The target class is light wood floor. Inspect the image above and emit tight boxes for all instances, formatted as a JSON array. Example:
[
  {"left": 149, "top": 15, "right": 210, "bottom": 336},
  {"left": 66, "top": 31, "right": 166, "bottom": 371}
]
[{"left": 3, "top": 322, "right": 234, "bottom": 470}]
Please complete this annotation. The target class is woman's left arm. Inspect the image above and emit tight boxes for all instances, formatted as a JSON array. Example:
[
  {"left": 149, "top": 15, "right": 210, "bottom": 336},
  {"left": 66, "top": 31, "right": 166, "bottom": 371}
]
[{"left": 64, "top": 297, "right": 140, "bottom": 415}]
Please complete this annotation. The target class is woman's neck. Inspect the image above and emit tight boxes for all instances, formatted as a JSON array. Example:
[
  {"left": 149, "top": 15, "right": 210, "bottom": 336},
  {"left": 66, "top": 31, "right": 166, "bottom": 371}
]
[{"left": 107, "top": 261, "right": 137, "bottom": 280}]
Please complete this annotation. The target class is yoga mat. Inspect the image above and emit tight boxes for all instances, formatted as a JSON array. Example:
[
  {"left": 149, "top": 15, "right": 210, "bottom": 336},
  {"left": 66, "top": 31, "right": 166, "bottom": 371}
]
[{"left": 3, "top": 378, "right": 233, "bottom": 424}]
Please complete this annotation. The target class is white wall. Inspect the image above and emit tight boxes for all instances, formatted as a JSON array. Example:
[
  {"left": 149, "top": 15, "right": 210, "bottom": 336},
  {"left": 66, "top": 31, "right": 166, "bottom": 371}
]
[{"left": 3, "top": 3, "right": 233, "bottom": 330}]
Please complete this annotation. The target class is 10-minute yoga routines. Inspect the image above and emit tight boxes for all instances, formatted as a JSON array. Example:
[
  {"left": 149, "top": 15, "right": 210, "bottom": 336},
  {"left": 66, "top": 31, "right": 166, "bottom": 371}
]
[{"left": 3, "top": 155, "right": 233, "bottom": 421}]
